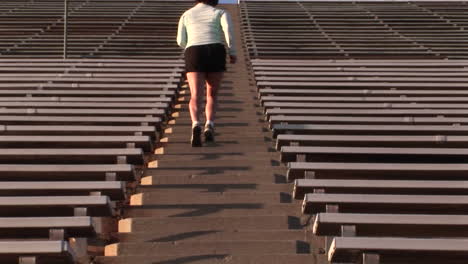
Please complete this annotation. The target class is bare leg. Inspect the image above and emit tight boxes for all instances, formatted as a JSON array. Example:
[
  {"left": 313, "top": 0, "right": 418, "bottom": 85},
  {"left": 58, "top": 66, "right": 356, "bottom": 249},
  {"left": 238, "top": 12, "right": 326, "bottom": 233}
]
[
  {"left": 186, "top": 72, "right": 206, "bottom": 125},
  {"left": 205, "top": 72, "right": 224, "bottom": 122}
]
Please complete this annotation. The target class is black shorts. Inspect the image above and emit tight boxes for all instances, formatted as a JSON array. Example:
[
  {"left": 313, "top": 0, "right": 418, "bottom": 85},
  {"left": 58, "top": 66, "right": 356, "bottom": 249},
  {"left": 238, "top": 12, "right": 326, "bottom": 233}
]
[{"left": 184, "top": 43, "right": 226, "bottom": 72}]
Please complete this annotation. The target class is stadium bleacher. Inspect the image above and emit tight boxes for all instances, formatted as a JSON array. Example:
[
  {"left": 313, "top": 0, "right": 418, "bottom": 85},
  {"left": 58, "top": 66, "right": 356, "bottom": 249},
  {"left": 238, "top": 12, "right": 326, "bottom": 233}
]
[
  {"left": 2, "top": 0, "right": 468, "bottom": 263},
  {"left": 243, "top": 1, "right": 468, "bottom": 263}
]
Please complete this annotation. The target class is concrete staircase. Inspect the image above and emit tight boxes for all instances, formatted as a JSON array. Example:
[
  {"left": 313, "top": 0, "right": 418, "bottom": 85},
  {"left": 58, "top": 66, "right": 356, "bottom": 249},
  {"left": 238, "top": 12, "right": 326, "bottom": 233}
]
[{"left": 95, "top": 4, "right": 320, "bottom": 264}]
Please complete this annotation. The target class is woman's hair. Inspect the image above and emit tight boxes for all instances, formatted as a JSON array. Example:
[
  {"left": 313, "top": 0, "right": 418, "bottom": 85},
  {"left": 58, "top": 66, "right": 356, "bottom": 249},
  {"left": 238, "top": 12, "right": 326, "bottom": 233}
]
[{"left": 196, "top": 0, "right": 218, "bottom": 6}]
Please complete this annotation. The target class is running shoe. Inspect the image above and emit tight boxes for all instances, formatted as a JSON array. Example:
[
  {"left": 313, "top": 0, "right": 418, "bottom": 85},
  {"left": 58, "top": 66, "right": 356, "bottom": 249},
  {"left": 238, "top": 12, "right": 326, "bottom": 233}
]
[
  {"left": 204, "top": 123, "right": 215, "bottom": 142},
  {"left": 191, "top": 125, "right": 202, "bottom": 147}
]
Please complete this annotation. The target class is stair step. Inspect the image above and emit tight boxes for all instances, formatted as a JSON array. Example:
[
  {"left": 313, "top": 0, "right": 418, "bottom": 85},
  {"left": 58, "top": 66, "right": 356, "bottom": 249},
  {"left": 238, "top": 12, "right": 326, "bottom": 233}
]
[
  {"left": 117, "top": 229, "right": 309, "bottom": 242},
  {"left": 155, "top": 152, "right": 278, "bottom": 163},
  {"left": 153, "top": 159, "right": 279, "bottom": 169},
  {"left": 124, "top": 203, "right": 300, "bottom": 218},
  {"left": 142, "top": 167, "right": 287, "bottom": 179},
  {"left": 119, "top": 215, "right": 301, "bottom": 233},
  {"left": 129, "top": 191, "right": 290, "bottom": 205},
  {"left": 105, "top": 240, "right": 309, "bottom": 256},
  {"left": 135, "top": 183, "right": 292, "bottom": 193},
  {"left": 96, "top": 254, "right": 315, "bottom": 264}
]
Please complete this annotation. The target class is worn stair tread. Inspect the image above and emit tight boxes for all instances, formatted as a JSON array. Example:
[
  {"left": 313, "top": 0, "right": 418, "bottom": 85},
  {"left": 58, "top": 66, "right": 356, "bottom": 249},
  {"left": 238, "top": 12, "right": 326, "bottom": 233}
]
[
  {"left": 117, "top": 229, "right": 309, "bottom": 242},
  {"left": 143, "top": 169, "right": 286, "bottom": 181},
  {"left": 121, "top": 215, "right": 300, "bottom": 232},
  {"left": 125, "top": 203, "right": 299, "bottom": 218},
  {"left": 95, "top": 254, "right": 315, "bottom": 264},
  {"left": 105, "top": 240, "right": 307, "bottom": 256},
  {"left": 136, "top": 183, "right": 292, "bottom": 193},
  {"left": 130, "top": 191, "right": 286, "bottom": 205}
]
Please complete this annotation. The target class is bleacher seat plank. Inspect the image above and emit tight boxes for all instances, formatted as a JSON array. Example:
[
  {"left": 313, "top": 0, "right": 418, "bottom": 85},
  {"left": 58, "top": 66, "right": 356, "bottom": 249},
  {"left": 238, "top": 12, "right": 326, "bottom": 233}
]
[
  {"left": 287, "top": 162, "right": 468, "bottom": 181},
  {"left": 260, "top": 89, "right": 468, "bottom": 97},
  {"left": 272, "top": 124, "right": 468, "bottom": 138},
  {"left": 255, "top": 71, "right": 468, "bottom": 77},
  {"left": 0, "top": 164, "right": 135, "bottom": 181},
  {"left": 270, "top": 116, "right": 468, "bottom": 127},
  {"left": 0, "top": 241, "right": 75, "bottom": 264},
  {"left": 2, "top": 125, "right": 157, "bottom": 138},
  {"left": 0, "top": 196, "right": 114, "bottom": 216},
  {"left": 280, "top": 146, "right": 468, "bottom": 163},
  {"left": 0, "top": 89, "right": 175, "bottom": 96},
  {"left": 261, "top": 95, "right": 468, "bottom": 103},
  {"left": 0, "top": 216, "right": 96, "bottom": 238},
  {"left": 0, "top": 116, "right": 161, "bottom": 126},
  {"left": 276, "top": 134, "right": 468, "bottom": 150},
  {"left": 264, "top": 102, "right": 468, "bottom": 110},
  {"left": 293, "top": 179, "right": 468, "bottom": 199},
  {"left": 257, "top": 81, "right": 468, "bottom": 89},
  {"left": 251, "top": 60, "right": 468, "bottom": 66},
  {"left": 313, "top": 213, "right": 468, "bottom": 237},
  {"left": 0, "top": 148, "right": 144, "bottom": 164},
  {"left": 0, "top": 108, "right": 166, "bottom": 117},
  {"left": 0, "top": 102, "right": 168, "bottom": 109},
  {"left": 0, "top": 96, "right": 173, "bottom": 103},
  {"left": 328, "top": 237, "right": 468, "bottom": 263},
  {"left": 302, "top": 193, "right": 468, "bottom": 214},
  {"left": 0, "top": 135, "right": 153, "bottom": 151},
  {"left": 0, "top": 181, "right": 125, "bottom": 200},
  {"left": 266, "top": 109, "right": 468, "bottom": 119}
]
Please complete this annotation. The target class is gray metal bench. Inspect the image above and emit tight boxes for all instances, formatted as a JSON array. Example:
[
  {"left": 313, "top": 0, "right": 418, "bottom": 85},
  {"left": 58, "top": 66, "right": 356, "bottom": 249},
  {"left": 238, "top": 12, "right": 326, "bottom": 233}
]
[
  {"left": 302, "top": 193, "right": 468, "bottom": 214},
  {"left": 328, "top": 237, "right": 468, "bottom": 264},
  {"left": 0, "top": 148, "right": 144, "bottom": 164},
  {"left": 270, "top": 116, "right": 468, "bottom": 128},
  {"left": 0, "top": 135, "right": 153, "bottom": 152},
  {"left": 0, "top": 195, "right": 115, "bottom": 217},
  {"left": 293, "top": 179, "right": 468, "bottom": 199},
  {"left": 276, "top": 134, "right": 468, "bottom": 150},
  {"left": 0, "top": 181, "right": 126, "bottom": 200},
  {"left": 272, "top": 124, "right": 468, "bottom": 138},
  {"left": 313, "top": 212, "right": 468, "bottom": 238},
  {"left": 0, "top": 241, "right": 75, "bottom": 264},
  {"left": 0, "top": 164, "right": 135, "bottom": 181},
  {"left": 0, "top": 216, "right": 96, "bottom": 239},
  {"left": 1, "top": 125, "right": 158, "bottom": 139},
  {"left": 287, "top": 162, "right": 468, "bottom": 181},
  {"left": 280, "top": 146, "right": 468, "bottom": 163}
]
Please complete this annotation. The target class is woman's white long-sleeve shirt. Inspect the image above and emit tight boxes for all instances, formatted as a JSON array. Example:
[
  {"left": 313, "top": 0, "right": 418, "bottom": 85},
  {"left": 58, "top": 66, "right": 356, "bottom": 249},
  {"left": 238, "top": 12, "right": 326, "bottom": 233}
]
[{"left": 177, "top": 3, "right": 236, "bottom": 56}]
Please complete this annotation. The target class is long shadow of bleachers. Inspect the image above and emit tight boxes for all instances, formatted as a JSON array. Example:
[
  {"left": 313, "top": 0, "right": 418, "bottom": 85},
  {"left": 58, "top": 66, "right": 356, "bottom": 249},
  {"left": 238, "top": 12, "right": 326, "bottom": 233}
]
[{"left": 243, "top": 1, "right": 468, "bottom": 263}]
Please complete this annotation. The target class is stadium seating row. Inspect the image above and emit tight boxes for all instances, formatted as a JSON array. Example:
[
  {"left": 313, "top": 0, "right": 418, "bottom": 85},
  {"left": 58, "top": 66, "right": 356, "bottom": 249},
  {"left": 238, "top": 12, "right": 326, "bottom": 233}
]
[
  {"left": 0, "top": 57, "right": 183, "bottom": 263},
  {"left": 0, "top": 0, "right": 193, "bottom": 58},
  {"left": 250, "top": 58, "right": 468, "bottom": 263},
  {"left": 241, "top": 1, "right": 468, "bottom": 59}
]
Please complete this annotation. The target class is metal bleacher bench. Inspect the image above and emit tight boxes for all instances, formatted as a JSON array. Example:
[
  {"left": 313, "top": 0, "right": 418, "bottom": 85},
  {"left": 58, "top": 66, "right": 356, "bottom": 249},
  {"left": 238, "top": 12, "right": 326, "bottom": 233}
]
[
  {"left": 0, "top": 135, "right": 154, "bottom": 152},
  {"left": 0, "top": 241, "right": 76, "bottom": 264},
  {"left": 0, "top": 196, "right": 115, "bottom": 217},
  {"left": 0, "top": 181, "right": 126, "bottom": 200},
  {"left": 293, "top": 179, "right": 468, "bottom": 199},
  {"left": 313, "top": 212, "right": 468, "bottom": 238},
  {"left": 0, "top": 164, "right": 136, "bottom": 181},
  {"left": 275, "top": 134, "right": 468, "bottom": 150},
  {"left": 0, "top": 148, "right": 145, "bottom": 164},
  {"left": 0, "top": 216, "right": 96, "bottom": 239},
  {"left": 301, "top": 193, "right": 468, "bottom": 215},
  {"left": 287, "top": 162, "right": 468, "bottom": 181},
  {"left": 272, "top": 124, "right": 468, "bottom": 138},
  {"left": 280, "top": 146, "right": 468, "bottom": 163},
  {"left": 328, "top": 237, "right": 468, "bottom": 264}
]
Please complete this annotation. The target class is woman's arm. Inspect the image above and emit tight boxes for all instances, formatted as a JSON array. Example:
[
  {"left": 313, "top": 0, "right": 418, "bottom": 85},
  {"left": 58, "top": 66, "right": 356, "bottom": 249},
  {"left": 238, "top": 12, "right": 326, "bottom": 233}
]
[
  {"left": 220, "top": 11, "right": 236, "bottom": 57},
  {"left": 177, "top": 14, "right": 187, "bottom": 48}
]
